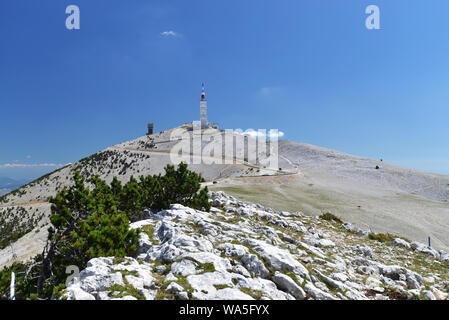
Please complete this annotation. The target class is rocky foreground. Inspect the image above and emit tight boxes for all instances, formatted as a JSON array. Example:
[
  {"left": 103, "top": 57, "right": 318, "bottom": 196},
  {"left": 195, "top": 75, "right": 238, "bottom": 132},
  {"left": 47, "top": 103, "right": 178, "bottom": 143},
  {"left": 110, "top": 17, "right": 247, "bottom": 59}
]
[{"left": 64, "top": 192, "right": 449, "bottom": 300}]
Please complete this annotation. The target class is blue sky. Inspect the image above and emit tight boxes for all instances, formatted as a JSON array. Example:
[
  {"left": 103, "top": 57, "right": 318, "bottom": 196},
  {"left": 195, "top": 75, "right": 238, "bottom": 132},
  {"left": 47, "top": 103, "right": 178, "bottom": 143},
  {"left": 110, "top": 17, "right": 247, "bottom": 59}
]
[{"left": 1, "top": 0, "right": 449, "bottom": 180}]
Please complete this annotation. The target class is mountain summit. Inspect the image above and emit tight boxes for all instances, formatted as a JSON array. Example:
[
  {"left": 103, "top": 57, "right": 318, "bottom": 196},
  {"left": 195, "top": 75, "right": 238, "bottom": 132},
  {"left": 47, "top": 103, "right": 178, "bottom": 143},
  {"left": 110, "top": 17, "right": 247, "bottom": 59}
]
[{"left": 1, "top": 124, "right": 449, "bottom": 269}]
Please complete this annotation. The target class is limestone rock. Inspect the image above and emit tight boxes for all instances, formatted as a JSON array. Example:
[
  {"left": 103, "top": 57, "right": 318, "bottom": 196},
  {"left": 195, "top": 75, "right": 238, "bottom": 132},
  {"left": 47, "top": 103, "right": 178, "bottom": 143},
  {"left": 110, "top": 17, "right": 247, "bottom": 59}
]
[
  {"left": 166, "top": 282, "right": 184, "bottom": 294},
  {"left": 304, "top": 282, "right": 338, "bottom": 300},
  {"left": 392, "top": 238, "right": 411, "bottom": 249},
  {"left": 431, "top": 287, "right": 448, "bottom": 300},
  {"left": 411, "top": 242, "right": 439, "bottom": 258},
  {"left": 246, "top": 239, "right": 310, "bottom": 279},
  {"left": 240, "top": 254, "right": 270, "bottom": 278},
  {"left": 423, "top": 290, "right": 436, "bottom": 300},
  {"left": 59, "top": 192, "right": 448, "bottom": 301},
  {"left": 354, "top": 245, "right": 373, "bottom": 258},
  {"left": 272, "top": 272, "right": 306, "bottom": 300},
  {"left": 170, "top": 259, "right": 199, "bottom": 276},
  {"left": 64, "top": 285, "right": 96, "bottom": 300}
]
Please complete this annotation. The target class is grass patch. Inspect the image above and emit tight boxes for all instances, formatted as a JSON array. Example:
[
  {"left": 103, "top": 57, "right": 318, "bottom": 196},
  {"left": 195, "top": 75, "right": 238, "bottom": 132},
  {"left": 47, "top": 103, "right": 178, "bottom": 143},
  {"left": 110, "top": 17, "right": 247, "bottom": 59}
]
[
  {"left": 229, "top": 240, "right": 275, "bottom": 277},
  {"left": 225, "top": 217, "right": 243, "bottom": 224},
  {"left": 183, "top": 257, "right": 217, "bottom": 274},
  {"left": 106, "top": 278, "right": 145, "bottom": 300},
  {"left": 174, "top": 276, "right": 194, "bottom": 297},
  {"left": 196, "top": 262, "right": 216, "bottom": 273},
  {"left": 113, "top": 269, "right": 139, "bottom": 278},
  {"left": 141, "top": 224, "right": 159, "bottom": 245},
  {"left": 154, "top": 290, "right": 175, "bottom": 300},
  {"left": 186, "top": 221, "right": 204, "bottom": 234},
  {"left": 157, "top": 275, "right": 195, "bottom": 300},
  {"left": 319, "top": 212, "right": 343, "bottom": 224},
  {"left": 282, "top": 271, "right": 299, "bottom": 284},
  {"left": 239, "top": 287, "right": 263, "bottom": 300},
  {"left": 113, "top": 256, "right": 128, "bottom": 265},
  {"left": 214, "top": 284, "right": 230, "bottom": 290},
  {"left": 368, "top": 233, "right": 395, "bottom": 244}
]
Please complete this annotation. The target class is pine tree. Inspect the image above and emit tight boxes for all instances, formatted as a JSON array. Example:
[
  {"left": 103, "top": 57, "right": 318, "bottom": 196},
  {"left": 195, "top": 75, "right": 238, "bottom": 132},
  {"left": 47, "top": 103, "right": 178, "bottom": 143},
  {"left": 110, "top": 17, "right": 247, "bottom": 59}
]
[{"left": 6, "top": 162, "right": 210, "bottom": 299}]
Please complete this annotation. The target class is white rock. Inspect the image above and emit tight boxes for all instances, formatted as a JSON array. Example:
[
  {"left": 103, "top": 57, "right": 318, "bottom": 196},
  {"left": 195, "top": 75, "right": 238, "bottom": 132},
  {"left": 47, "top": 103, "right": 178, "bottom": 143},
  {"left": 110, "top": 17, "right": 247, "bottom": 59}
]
[
  {"left": 200, "top": 288, "right": 254, "bottom": 300},
  {"left": 374, "top": 294, "right": 389, "bottom": 300},
  {"left": 405, "top": 270, "right": 423, "bottom": 289},
  {"left": 112, "top": 295, "right": 138, "bottom": 300},
  {"left": 246, "top": 239, "right": 310, "bottom": 279},
  {"left": 181, "top": 251, "right": 232, "bottom": 273},
  {"left": 125, "top": 275, "right": 144, "bottom": 290},
  {"left": 423, "top": 276, "right": 435, "bottom": 284},
  {"left": 80, "top": 268, "right": 125, "bottom": 293},
  {"left": 187, "top": 271, "right": 232, "bottom": 297},
  {"left": 408, "top": 289, "right": 420, "bottom": 297},
  {"left": 392, "top": 238, "right": 410, "bottom": 249},
  {"left": 232, "top": 265, "right": 251, "bottom": 277},
  {"left": 423, "top": 290, "right": 436, "bottom": 300},
  {"left": 154, "top": 265, "right": 166, "bottom": 274},
  {"left": 65, "top": 285, "right": 96, "bottom": 300},
  {"left": 186, "top": 272, "right": 256, "bottom": 300},
  {"left": 353, "top": 245, "right": 373, "bottom": 258},
  {"left": 331, "top": 272, "right": 348, "bottom": 283},
  {"left": 280, "top": 211, "right": 291, "bottom": 217},
  {"left": 129, "top": 221, "right": 156, "bottom": 254},
  {"left": 57, "top": 194, "right": 449, "bottom": 302},
  {"left": 272, "top": 272, "right": 306, "bottom": 300},
  {"left": 411, "top": 242, "right": 439, "bottom": 258},
  {"left": 140, "top": 288, "right": 157, "bottom": 300},
  {"left": 356, "top": 266, "right": 377, "bottom": 275},
  {"left": 176, "top": 291, "right": 189, "bottom": 300},
  {"left": 241, "top": 254, "right": 270, "bottom": 278},
  {"left": 365, "top": 276, "right": 382, "bottom": 289},
  {"left": 314, "top": 269, "right": 347, "bottom": 291},
  {"left": 96, "top": 291, "right": 111, "bottom": 300},
  {"left": 166, "top": 282, "right": 184, "bottom": 294},
  {"left": 342, "top": 223, "right": 354, "bottom": 232},
  {"left": 159, "top": 244, "right": 183, "bottom": 263},
  {"left": 318, "top": 239, "right": 336, "bottom": 248},
  {"left": 431, "top": 286, "right": 448, "bottom": 300},
  {"left": 442, "top": 254, "right": 449, "bottom": 263},
  {"left": 217, "top": 243, "right": 249, "bottom": 258},
  {"left": 170, "top": 259, "right": 199, "bottom": 276},
  {"left": 304, "top": 282, "right": 338, "bottom": 300},
  {"left": 165, "top": 273, "right": 178, "bottom": 282},
  {"left": 345, "top": 289, "right": 368, "bottom": 300},
  {"left": 237, "top": 277, "right": 294, "bottom": 300},
  {"left": 356, "top": 229, "right": 370, "bottom": 237},
  {"left": 378, "top": 264, "right": 404, "bottom": 280}
]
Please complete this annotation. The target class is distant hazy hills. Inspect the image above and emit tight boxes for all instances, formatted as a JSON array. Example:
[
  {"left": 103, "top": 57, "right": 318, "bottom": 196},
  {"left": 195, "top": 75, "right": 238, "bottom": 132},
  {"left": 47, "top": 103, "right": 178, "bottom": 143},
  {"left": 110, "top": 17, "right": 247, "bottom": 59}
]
[{"left": 0, "top": 177, "right": 27, "bottom": 196}]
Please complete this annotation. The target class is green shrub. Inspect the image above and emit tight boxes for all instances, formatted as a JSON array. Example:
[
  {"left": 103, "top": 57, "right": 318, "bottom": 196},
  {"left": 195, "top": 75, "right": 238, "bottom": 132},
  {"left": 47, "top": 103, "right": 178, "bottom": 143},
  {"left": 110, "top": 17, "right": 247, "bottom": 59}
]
[
  {"left": 0, "top": 260, "right": 41, "bottom": 300},
  {"left": 319, "top": 212, "right": 343, "bottom": 224},
  {"left": 368, "top": 233, "right": 395, "bottom": 244},
  {"left": 139, "top": 162, "right": 210, "bottom": 212},
  {"left": 3, "top": 162, "right": 210, "bottom": 299}
]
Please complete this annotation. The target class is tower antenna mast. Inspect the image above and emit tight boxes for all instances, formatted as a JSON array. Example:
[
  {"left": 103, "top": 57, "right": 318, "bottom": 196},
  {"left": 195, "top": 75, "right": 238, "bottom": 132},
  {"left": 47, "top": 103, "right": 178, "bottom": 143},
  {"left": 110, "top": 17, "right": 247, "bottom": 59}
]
[{"left": 200, "top": 83, "right": 208, "bottom": 129}]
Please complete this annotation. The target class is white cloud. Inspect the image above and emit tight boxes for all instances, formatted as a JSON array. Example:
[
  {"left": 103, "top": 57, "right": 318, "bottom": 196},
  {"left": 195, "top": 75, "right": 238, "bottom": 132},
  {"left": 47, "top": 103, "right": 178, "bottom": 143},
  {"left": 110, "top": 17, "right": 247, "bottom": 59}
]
[
  {"left": 241, "top": 129, "right": 285, "bottom": 140},
  {"left": 268, "top": 130, "right": 285, "bottom": 139},
  {"left": 0, "top": 163, "right": 66, "bottom": 169},
  {"left": 160, "top": 30, "right": 180, "bottom": 37},
  {"left": 258, "top": 86, "right": 283, "bottom": 96}
]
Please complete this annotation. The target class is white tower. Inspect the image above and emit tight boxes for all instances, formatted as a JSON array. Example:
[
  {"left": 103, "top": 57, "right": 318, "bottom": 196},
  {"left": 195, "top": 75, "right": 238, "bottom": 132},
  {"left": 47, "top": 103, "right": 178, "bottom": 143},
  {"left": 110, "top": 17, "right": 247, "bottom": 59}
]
[{"left": 200, "top": 83, "right": 208, "bottom": 129}]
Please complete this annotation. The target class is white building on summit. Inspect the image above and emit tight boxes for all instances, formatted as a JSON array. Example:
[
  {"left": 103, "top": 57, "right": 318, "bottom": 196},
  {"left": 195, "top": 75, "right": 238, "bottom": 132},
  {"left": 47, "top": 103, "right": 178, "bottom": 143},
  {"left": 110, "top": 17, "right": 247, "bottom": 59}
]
[{"left": 200, "top": 83, "right": 208, "bottom": 129}]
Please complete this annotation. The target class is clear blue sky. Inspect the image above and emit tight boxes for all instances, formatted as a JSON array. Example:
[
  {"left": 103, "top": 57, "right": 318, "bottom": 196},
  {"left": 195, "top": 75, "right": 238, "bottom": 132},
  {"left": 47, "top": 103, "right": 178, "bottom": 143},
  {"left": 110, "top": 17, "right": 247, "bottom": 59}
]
[{"left": 1, "top": 0, "right": 449, "bottom": 180}]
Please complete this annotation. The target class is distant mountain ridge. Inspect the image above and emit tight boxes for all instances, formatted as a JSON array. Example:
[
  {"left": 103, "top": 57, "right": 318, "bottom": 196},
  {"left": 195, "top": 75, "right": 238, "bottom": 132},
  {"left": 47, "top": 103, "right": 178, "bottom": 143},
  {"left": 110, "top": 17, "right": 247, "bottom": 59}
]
[{"left": 0, "top": 177, "right": 27, "bottom": 196}]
